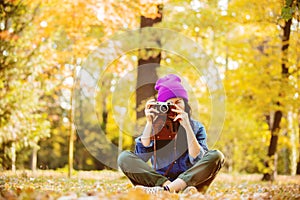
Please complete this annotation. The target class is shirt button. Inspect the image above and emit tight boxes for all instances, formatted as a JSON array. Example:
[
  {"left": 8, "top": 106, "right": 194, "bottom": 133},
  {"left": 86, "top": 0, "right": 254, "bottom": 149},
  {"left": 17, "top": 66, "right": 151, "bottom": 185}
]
[{"left": 174, "top": 161, "right": 176, "bottom": 164}]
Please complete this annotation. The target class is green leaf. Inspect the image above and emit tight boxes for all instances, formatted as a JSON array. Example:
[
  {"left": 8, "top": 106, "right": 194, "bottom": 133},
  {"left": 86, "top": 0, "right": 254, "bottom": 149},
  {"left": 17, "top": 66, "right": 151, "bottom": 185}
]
[
  {"left": 286, "top": 0, "right": 293, "bottom": 6},
  {"left": 281, "top": 6, "right": 293, "bottom": 21}
]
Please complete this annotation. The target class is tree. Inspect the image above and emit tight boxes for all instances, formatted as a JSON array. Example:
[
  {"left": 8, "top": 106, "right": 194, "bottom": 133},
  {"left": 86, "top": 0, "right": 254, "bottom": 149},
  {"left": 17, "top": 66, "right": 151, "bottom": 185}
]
[
  {"left": 34, "top": 0, "right": 143, "bottom": 172},
  {"left": 262, "top": 0, "right": 299, "bottom": 181},
  {"left": 136, "top": 4, "right": 163, "bottom": 121},
  {"left": 34, "top": 0, "right": 104, "bottom": 176},
  {"left": 0, "top": 0, "right": 50, "bottom": 171},
  {"left": 2, "top": 0, "right": 299, "bottom": 174}
]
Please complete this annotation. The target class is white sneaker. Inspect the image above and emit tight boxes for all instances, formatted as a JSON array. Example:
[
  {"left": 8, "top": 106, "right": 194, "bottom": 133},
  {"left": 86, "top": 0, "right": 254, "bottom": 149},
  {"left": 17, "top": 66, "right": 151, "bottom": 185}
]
[
  {"left": 182, "top": 186, "right": 198, "bottom": 194},
  {"left": 135, "top": 185, "right": 164, "bottom": 194}
]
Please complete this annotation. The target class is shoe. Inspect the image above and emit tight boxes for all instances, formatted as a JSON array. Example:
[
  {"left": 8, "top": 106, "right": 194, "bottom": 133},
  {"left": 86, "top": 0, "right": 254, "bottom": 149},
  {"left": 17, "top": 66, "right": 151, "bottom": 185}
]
[
  {"left": 182, "top": 186, "right": 198, "bottom": 194},
  {"left": 135, "top": 185, "right": 164, "bottom": 194}
]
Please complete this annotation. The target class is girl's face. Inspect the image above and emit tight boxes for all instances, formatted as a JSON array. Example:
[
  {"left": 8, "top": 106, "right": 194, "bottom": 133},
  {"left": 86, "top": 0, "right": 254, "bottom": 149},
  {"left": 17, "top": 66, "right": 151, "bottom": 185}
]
[{"left": 166, "top": 97, "right": 185, "bottom": 110}]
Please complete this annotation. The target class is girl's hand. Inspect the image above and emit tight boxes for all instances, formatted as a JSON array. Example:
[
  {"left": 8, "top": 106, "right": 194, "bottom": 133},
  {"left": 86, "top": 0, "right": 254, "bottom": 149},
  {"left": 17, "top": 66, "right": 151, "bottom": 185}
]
[
  {"left": 172, "top": 104, "right": 190, "bottom": 129},
  {"left": 144, "top": 99, "right": 159, "bottom": 123}
]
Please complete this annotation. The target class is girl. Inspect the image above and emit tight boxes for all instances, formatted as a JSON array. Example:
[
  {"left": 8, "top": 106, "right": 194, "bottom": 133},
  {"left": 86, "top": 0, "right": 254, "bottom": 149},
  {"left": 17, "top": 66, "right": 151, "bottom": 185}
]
[{"left": 118, "top": 74, "right": 224, "bottom": 193}]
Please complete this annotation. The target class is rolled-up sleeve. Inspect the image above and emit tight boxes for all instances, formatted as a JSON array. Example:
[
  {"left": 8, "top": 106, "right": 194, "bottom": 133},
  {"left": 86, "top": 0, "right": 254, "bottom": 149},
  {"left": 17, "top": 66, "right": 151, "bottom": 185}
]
[
  {"left": 134, "top": 137, "right": 154, "bottom": 162},
  {"left": 189, "top": 120, "right": 209, "bottom": 164}
]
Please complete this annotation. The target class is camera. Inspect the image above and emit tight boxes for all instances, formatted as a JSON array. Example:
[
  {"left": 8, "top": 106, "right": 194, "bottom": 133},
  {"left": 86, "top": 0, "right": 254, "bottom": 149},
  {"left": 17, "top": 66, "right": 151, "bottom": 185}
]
[
  {"left": 149, "top": 101, "right": 176, "bottom": 117},
  {"left": 149, "top": 102, "right": 179, "bottom": 140}
]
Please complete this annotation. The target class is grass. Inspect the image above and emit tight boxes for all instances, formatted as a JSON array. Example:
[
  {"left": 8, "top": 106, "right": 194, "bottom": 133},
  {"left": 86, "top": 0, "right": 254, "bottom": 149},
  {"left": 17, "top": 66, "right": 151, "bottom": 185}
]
[{"left": 0, "top": 170, "right": 299, "bottom": 199}]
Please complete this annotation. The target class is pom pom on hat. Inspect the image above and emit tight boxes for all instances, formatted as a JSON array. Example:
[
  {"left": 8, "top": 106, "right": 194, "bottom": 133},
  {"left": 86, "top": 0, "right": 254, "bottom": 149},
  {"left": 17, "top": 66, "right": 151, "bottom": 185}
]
[{"left": 155, "top": 74, "right": 188, "bottom": 102}]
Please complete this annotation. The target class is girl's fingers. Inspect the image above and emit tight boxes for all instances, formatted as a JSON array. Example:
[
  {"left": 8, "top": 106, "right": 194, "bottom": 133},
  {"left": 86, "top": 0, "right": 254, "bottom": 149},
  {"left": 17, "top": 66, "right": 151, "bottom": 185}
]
[
  {"left": 145, "top": 108, "right": 159, "bottom": 117},
  {"left": 148, "top": 113, "right": 155, "bottom": 118},
  {"left": 173, "top": 114, "right": 182, "bottom": 122},
  {"left": 146, "top": 99, "right": 156, "bottom": 108}
]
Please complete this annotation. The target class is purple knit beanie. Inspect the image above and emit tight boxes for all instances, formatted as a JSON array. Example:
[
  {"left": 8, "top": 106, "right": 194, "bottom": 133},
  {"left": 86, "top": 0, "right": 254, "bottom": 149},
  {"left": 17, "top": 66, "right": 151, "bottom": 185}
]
[{"left": 155, "top": 74, "right": 188, "bottom": 102}]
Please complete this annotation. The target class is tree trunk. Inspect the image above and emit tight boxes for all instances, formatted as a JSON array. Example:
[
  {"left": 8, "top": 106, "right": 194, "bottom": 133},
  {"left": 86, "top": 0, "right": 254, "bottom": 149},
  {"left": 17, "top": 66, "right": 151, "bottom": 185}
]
[
  {"left": 101, "top": 96, "right": 108, "bottom": 132},
  {"left": 68, "top": 100, "right": 75, "bottom": 178},
  {"left": 297, "top": 110, "right": 300, "bottom": 174},
  {"left": 11, "top": 142, "right": 16, "bottom": 172},
  {"left": 68, "top": 69, "right": 76, "bottom": 178},
  {"left": 262, "top": 17, "right": 292, "bottom": 181},
  {"left": 136, "top": 5, "right": 163, "bottom": 120},
  {"left": 262, "top": 111, "right": 282, "bottom": 181},
  {"left": 288, "top": 110, "right": 298, "bottom": 175},
  {"left": 31, "top": 145, "right": 38, "bottom": 173}
]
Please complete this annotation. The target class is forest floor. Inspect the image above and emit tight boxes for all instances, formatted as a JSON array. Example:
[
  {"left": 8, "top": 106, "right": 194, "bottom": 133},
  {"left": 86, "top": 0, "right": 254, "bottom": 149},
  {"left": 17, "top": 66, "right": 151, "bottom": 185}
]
[{"left": 0, "top": 170, "right": 299, "bottom": 200}]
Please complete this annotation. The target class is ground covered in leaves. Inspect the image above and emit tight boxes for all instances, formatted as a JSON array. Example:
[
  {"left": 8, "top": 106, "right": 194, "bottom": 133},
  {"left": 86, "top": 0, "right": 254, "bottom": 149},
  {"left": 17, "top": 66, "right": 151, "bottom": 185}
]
[{"left": 0, "top": 170, "right": 299, "bottom": 200}]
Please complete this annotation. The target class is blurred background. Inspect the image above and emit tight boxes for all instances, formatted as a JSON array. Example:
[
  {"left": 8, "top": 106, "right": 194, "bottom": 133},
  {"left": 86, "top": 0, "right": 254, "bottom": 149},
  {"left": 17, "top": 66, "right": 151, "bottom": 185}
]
[{"left": 0, "top": 0, "right": 299, "bottom": 182}]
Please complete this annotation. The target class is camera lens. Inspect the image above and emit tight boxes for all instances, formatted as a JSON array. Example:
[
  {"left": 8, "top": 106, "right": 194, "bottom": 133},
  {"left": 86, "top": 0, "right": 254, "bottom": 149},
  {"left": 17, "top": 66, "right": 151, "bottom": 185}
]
[{"left": 160, "top": 105, "right": 169, "bottom": 113}]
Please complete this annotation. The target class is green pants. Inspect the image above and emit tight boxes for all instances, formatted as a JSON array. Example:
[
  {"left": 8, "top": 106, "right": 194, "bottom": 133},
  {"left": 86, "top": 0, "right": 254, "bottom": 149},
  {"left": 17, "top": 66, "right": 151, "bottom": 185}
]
[{"left": 118, "top": 150, "right": 225, "bottom": 192}]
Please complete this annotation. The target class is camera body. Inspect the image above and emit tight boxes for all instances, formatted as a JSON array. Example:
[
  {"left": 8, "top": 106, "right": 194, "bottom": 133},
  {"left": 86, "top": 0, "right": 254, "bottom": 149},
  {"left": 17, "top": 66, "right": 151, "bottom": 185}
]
[
  {"left": 149, "top": 102, "right": 179, "bottom": 140},
  {"left": 149, "top": 101, "right": 176, "bottom": 116}
]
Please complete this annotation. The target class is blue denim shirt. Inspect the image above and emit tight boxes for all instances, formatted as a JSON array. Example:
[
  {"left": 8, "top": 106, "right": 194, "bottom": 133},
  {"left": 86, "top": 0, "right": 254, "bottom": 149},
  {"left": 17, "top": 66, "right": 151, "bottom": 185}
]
[{"left": 135, "top": 119, "right": 208, "bottom": 181}]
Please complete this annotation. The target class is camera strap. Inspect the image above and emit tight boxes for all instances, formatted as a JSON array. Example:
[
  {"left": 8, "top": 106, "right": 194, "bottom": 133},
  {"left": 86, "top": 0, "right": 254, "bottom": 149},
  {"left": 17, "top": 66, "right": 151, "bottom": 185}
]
[{"left": 153, "top": 137, "right": 157, "bottom": 170}]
